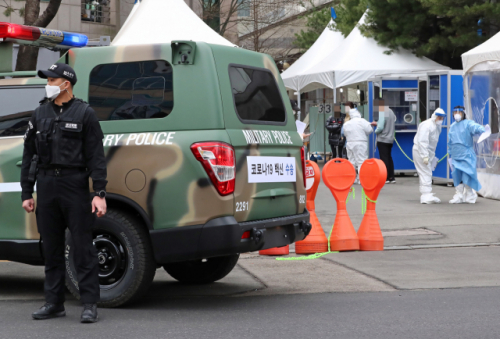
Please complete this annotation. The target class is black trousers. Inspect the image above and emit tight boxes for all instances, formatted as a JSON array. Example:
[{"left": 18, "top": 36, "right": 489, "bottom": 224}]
[
  {"left": 36, "top": 170, "right": 99, "bottom": 304},
  {"left": 377, "top": 142, "right": 395, "bottom": 180},
  {"left": 330, "top": 142, "right": 344, "bottom": 159}
]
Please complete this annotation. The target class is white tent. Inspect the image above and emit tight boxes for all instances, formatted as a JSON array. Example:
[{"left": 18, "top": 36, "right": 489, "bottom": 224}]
[
  {"left": 462, "top": 31, "right": 500, "bottom": 74},
  {"left": 112, "top": 0, "right": 235, "bottom": 47},
  {"left": 461, "top": 33, "right": 500, "bottom": 200},
  {"left": 281, "top": 20, "right": 345, "bottom": 92},
  {"left": 294, "top": 12, "right": 447, "bottom": 93},
  {"left": 119, "top": 0, "right": 141, "bottom": 31}
]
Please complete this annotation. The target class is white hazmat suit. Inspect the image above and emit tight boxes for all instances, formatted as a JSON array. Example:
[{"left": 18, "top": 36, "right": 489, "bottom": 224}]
[
  {"left": 342, "top": 109, "right": 373, "bottom": 181},
  {"left": 412, "top": 109, "right": 445, "bottom": 204}
]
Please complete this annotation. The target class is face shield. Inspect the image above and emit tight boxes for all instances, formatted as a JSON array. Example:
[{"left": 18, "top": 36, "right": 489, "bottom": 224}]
[{"left": 453, "top": 106, "right": 466, "bottom": 122}]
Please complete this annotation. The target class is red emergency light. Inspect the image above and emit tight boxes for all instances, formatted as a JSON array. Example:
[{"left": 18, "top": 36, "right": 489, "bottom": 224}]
[{"left": 0, "top": 22, "right": 87, "bottom": 48}]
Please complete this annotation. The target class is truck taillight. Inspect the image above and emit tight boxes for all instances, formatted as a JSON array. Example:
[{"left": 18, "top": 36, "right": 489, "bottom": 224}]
[
  {"left": 301, "top": 146, "right": 306, "bottom": 188},
  {"left": 191, "top": 142, "right": 235, "bottom": 196}
]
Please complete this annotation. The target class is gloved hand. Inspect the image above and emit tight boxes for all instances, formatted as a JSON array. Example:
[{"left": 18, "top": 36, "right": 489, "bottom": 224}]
[
  {"left": 478, "top": 124, "right": 491, "bottom": 144},
  {"left": 423, "top": 157, "right": 429, "bottom": 165}
]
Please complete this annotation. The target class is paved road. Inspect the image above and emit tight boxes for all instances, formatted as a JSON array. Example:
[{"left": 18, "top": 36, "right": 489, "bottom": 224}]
[{"left": 1, "top": 288, "right": 500, "bottom": 339}]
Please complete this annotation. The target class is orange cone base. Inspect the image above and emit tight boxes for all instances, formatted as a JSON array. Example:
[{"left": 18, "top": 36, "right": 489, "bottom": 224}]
[
  {"left": 358, "top": 239, "right": 384, "bottom": 251},
  {"left": 259, "top": 245, "right": 289, "bottom": 256},
  {"left": 357, "top": 210, "right": 384, "bottom": 251},
  {"left": 295, "top": 241, "right": 328, "bottom": 254},
  {"left": 330, "top": 238, "right": 360, "bottom": 252},
  {"left": 295, "top": 211, "right": 328, "bottom": 254},
  {"left": 329, "top": 210, "right": 359, "bottom": 251}
]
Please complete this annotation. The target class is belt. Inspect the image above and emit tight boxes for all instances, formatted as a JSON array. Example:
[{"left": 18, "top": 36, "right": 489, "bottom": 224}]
[{"left": 38, "top": 167, "right": 88, "bottom": 177}]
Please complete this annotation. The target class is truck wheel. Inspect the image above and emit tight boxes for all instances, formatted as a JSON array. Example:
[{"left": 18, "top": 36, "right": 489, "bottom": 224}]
[
  {"left": 163, "top": 254, "right": 239, "bottom": 284},
  {"left": 65, "top": 209, "right": 156, "bottom": 308}
]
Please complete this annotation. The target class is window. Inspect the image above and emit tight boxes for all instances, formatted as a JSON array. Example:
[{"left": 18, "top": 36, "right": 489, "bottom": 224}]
[
  {"left": 229, "top": 66, "right": 286, "bottom": 124},
  {"left": 429, "top": 75, "right": 440, "bottom": 117},
  {"left": 82, "top": 0, "right": 111, "bottom": 23},
  {"left": 237, "top": 0, "right": 250, "bottom": 17},
  {"left": 381, "top": 89, "right": 418, "bottom": 131},
  {"left": 0, "top": 87, "right": 45, "bottom": 137},
  {"left": 89, "top": 60, "right": 173, "bottom": 121}
]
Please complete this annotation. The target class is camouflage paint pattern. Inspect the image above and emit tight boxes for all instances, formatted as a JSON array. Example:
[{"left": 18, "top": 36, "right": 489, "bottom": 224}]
[{"left": 0, "top": 42, "right": 305, "bottom": 241}]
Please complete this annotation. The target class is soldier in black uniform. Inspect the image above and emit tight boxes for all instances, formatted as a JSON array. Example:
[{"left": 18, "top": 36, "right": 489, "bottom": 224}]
[{"left": 20, "top": 63, "right": 107, "bottom": 323}]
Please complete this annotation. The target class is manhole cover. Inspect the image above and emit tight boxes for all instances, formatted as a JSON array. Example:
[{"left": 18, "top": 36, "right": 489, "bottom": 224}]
[{"left": 382, "top": 228, "right": 440, "bottom": 237}]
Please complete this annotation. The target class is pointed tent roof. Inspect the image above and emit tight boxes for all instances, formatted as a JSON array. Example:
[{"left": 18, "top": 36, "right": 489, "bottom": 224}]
[
  {"left": 281, "top": 20, "right": 345, "bottom": 91},
  {"left": 118, "top": 0, "right": 140, "bottom": 31},
  {"left": 462, "top": 31, "right": 500, "bottom": 74},
  {"left": 112, "top": 0, "right": 235, "bottom": 47},
  {"left": 295, "top": 12, "right": 448, "bottom": 92}
]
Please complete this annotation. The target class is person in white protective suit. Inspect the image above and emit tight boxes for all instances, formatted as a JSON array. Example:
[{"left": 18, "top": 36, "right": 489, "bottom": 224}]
[
  {"left": 412, "top": 108, "right": 446, "bottom": 204},
  {"left": 342, "top": 102, "right": 373, "bottom": 183}
]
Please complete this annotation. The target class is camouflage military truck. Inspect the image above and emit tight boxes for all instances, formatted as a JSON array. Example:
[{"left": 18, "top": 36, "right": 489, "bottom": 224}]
[{"left": 0, "top": 40, "right": 311, "bottom": 307}]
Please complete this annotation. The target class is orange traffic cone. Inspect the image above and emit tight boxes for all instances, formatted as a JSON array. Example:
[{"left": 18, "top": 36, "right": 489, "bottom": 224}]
[
  {"left": 259, "top": 245, "right": 289, "bottom": 256},
  {"left": 295, "top": 160, "right": 328, "bottom": 254},
  {"left": 358, "top": 159, "right": 386, "bottom": 251},
  {"left": 322, "top": 158, "right": 359, "bottom": 251}
]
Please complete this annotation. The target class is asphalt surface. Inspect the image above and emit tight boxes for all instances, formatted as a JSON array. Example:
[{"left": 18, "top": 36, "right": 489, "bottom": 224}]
[
  {"left": 1, "top": 174, "right": 500, "bottom": 338},
  {"left": 1, "top": 288, "right": 500, "bottom": 339}
]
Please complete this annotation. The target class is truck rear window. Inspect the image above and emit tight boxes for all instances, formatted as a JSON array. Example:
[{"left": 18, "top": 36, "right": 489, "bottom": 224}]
[
  {"left": 0, "top": 87, "right": 45, "bottom": 137},
  {"left": 229, "top": 66, "right": 286, "bottom": 124},
  {"left": 89, "top": 60, "right": 173, "bottom": 121}
]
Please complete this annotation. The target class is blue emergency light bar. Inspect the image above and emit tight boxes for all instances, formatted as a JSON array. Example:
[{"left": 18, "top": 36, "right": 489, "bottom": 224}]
[{"left": 0, "top": 22, "right": 88, "bottom": 48}]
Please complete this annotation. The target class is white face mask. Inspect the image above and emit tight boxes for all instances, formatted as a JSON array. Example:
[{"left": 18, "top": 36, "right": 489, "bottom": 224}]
[
  {"left": 45, "top": 81, "right": 68, "bottom": 100},
  {"left": 454, "top": 113, "right": 462, "bottom": 122},
  {"left": 436, "top": 120, "right": 444, "bottom": 126},
  {"left": 345, "top": 106, "right": 350, "bottom": 114}
]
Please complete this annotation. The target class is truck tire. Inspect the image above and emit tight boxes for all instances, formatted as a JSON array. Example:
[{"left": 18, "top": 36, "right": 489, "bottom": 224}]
[
  {"left": 163, "top": 254, "right": 239, "bottom": 284},
  {"left": 65, "top": 209, "right": 156, "bottom": 308}
]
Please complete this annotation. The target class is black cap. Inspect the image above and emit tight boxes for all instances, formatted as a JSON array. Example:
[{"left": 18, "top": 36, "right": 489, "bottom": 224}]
[{"left": 38, "top": 63, "right": 77, "bottom": 85}]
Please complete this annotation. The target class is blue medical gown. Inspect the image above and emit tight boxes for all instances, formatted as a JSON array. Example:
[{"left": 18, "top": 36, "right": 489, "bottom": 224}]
[{"left": 447, "top": 120, "right": 485, "bottom": 191}]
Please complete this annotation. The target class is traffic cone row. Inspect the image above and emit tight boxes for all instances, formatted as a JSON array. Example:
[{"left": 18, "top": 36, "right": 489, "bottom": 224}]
[
  {"left": 260, "top": 158, "right": 386, "bottom": 256},
  {"left": 322, "top": 158, "right": 386, "bottom": 251}
]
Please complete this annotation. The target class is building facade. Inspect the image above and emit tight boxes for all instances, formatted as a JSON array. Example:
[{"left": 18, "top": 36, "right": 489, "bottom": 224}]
[{"left": 0, "top": 0, "right": 135, "bottom": 41}]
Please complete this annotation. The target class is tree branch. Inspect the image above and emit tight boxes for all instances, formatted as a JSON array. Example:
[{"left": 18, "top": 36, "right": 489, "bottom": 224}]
[{"left": 33, "top": 0, "right": 62, "bottom": 27}]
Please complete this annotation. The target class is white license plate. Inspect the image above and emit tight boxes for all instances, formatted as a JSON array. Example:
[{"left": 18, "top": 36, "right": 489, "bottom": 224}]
[{"left": 247, "top": 156, "right": 296, "bottom": 183}]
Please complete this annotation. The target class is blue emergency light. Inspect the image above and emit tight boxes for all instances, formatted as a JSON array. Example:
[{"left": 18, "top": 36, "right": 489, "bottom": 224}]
[
  {"left": 61, "top": 32, "right": 88, "bottom": 47},
  {"left": 0, "top": 22, "right": 88, "bottom": 48}
]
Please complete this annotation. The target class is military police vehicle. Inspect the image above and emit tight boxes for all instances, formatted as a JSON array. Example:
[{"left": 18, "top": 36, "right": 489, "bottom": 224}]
[{"left": 0, "top": 23, "right": 310, "bottom": 307}]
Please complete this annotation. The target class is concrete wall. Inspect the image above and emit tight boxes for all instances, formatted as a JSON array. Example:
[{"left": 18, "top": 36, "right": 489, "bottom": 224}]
[{"left": 0, "top": 0, "right": 128, "bottom": 41}]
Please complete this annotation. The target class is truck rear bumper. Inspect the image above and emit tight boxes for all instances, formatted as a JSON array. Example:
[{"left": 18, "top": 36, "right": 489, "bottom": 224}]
[
  {"left": 150, "top": 210, "right": 311, "bottom": 264},
  {"left": 0, "top": 239, "right": 43, "bottom": 265}
]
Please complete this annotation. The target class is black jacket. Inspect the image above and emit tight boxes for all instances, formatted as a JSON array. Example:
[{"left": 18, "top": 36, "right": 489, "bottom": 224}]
[
  {"left": 21, "top": 98, "right": 107, "bottom": 201},
  {"left": 325, "top": 115, "right": 344, "bottom": 146}
]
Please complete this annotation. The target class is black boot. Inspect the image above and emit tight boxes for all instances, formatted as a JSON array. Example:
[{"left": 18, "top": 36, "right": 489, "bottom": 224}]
[
  {"left": 81, "top": 304, "right": 98, "bottom": 323},
  {"left": 32, "top": 303, "right": 65, "bottom": 320}
]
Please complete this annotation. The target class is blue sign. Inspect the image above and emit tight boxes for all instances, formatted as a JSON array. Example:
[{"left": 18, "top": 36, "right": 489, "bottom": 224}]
[{"left": 331, "top": 7, "right": 337, "bottom": 20}]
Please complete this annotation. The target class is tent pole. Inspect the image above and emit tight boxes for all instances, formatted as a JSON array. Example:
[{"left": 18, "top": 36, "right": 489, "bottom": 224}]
[
  {"left": 297, "top": 89, "right": 301, "bottom": 121},
  {"left": 329, "top": 73, "right": 336, "bottom": 162},
  {"left": 333, "top": 75, "right": 336, "bottom": 105}
]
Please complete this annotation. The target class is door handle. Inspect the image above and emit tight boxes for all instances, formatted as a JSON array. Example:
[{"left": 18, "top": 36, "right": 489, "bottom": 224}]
[{"left": 16, "top": 161, "right": 22, "bottom": 167}]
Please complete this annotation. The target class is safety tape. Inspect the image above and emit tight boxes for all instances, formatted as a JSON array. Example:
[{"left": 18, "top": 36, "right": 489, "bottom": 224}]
[
  {"left": 276, "top": 187, "right": 356, "bottom": 261},
  {"left": 393, "top": 133, "right": 448, "bottom": 164},
  {"left": 361, "top": 189, "right": 377, "bottom": 215}
]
